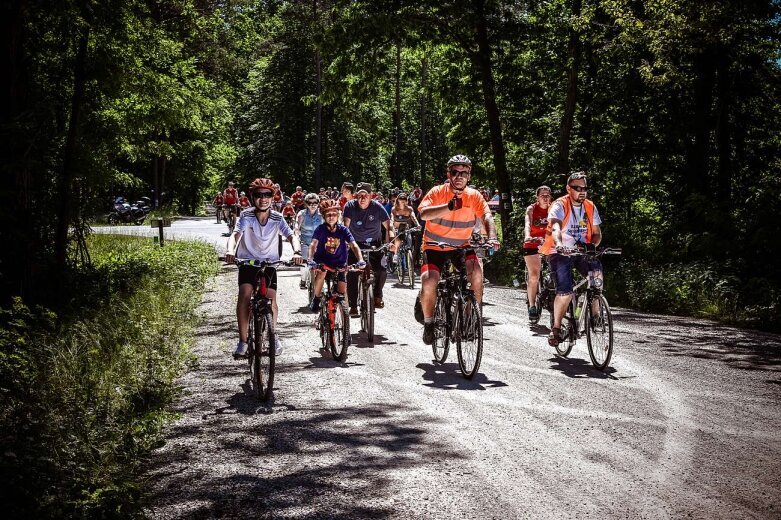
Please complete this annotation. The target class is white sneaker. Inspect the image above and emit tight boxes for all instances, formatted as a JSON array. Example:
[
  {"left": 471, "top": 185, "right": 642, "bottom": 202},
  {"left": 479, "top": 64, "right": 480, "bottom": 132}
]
[
  {"left": 274, "top": 333, "right": 283, "bottom": 355},
  {"left": 234, "top": 340, "right": 248, "bottom": 357},
  {"left": 392, "top": 254, "right": 399, "bottom": 264}
]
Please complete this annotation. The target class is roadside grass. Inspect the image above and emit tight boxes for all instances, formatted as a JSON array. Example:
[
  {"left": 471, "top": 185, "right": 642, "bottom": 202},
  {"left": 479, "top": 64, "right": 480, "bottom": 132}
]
[{"left": 0, "top": 234, "right": 217, "bottom": 518}]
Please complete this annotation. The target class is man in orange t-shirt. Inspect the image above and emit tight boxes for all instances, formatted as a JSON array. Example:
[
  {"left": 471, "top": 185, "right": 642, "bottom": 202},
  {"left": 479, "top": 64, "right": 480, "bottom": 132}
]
[{"left": 418, "top": 154, "right": 500, "bottom": 345}]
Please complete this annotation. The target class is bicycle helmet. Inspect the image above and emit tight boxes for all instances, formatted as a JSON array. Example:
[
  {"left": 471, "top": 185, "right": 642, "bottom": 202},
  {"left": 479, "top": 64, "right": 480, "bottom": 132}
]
[
  {"left": 249, "top": 178, "right": 275, "bottom": 192},
  {"left": 446, "top": 154, "right": 472, "bottom": 169},
  {"left": 319, "top": 199, "right": 340, "bottom": 215},
  {"left": 304, "top": 193, "right": 320, "bottom": 204}
]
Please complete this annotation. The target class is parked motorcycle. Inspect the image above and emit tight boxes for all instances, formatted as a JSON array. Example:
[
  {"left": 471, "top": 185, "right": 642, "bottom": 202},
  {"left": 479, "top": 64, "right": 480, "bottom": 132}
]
[{"left": 108, "top": 196, "right": 146, "bottom": 225}]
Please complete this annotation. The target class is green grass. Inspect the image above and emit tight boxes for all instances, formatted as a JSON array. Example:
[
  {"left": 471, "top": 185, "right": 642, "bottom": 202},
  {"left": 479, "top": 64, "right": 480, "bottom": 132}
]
[{"left": 0, "top": 234, "right": 217, "bottom": 518}]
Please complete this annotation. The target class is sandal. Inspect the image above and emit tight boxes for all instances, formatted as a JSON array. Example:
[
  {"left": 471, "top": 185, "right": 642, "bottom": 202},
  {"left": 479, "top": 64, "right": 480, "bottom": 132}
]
[{"left": 548, "top": 327, "right": 561, "bottom": 347}]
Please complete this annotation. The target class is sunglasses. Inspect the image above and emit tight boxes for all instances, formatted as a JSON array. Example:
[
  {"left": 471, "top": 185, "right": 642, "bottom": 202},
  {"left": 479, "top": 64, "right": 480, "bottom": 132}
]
[
  {"left": 307, "top": 202, "right": 318, "bottom": 206},
  {"left": 252, "top": 191, "right": 274, "bottom": 199},
  {"left": 449, "top": 169, "right": 471, "bottom": 178},
  {"left": 568, "top": 185, "right": 588, "bottom": 192}
]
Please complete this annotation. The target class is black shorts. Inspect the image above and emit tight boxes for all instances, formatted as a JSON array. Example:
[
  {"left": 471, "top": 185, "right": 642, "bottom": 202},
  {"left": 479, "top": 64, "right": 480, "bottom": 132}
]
[
  {"left": 522, "top": 247, "right": 541, "bottom": 257},
  {"left": 421, "top": 248, "right": 476, "bottom": 275},
  {"left": 238, "top": 264, "right": 278, "bottom": 291}
]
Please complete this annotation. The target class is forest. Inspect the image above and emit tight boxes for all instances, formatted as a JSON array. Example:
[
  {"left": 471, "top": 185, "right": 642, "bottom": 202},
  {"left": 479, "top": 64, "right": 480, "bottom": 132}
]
[{"left": 2, "top": 0, "right": 780, "bottom": 322}]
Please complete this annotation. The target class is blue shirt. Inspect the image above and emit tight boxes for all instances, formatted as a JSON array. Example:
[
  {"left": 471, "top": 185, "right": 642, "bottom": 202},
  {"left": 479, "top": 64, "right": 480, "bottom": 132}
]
[
  {"left": 312, "top": 224, "right": 355, "bottom": 267},
  {"left": 343, "top": 199, "right": 389, "bottom": 243}
]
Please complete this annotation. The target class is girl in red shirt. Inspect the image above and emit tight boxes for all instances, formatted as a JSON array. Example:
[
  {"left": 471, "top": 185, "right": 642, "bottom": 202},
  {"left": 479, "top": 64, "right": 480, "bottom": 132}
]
[{"left": 523, "top": 185, "right": 552, "bottom": 324}]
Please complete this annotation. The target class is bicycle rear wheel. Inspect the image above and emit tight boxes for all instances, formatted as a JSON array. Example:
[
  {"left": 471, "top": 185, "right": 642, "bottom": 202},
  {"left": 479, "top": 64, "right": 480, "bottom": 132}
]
[
  {"left": 361, "top": 281, "right": 375, "bottom": 342},
  {"left": 586, "top": 293, "right": 614, "bottom": 369},
  {"left": 253, "top": 312, "right": 275, "bottom": 401},
  {"left": 456, "top": 296, "right": 483, "bottom": 379},
  {"left": 406, "top": 250, "right": 415, "bottom": 288},
  {"left": 329, "top": 299, "right": 350, "bottom": 362},
  {"left": 432, "top": 295, "right": 450, "bottom": 363}
]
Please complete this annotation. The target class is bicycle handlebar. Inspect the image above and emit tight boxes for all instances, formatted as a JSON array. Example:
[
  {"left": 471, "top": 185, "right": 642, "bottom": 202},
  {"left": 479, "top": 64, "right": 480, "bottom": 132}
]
[
  {"left": 218, "top": 257, "right": 299, "bottom": 267},
  {"left": 311, "top": 263, "right": 364, "bottom": 273},
  {"left": 424, "top": 240, "right": 498, "bottom": 252},
  {"left": 555, "top": 246, "right": 622, "bottom": 257}
]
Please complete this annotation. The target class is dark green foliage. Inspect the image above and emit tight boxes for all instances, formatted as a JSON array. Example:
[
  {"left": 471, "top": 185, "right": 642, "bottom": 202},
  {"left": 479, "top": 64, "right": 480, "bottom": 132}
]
[{"left": 0, "top": 236, "right": 217, "bottom": 518}]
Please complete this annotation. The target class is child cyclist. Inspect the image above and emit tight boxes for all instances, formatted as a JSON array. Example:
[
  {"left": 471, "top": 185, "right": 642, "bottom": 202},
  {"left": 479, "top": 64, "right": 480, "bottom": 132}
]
[
  {"left": 225, "top": 178, "right": 304, "bottom": 357},
  {"left": 307, "top": 199, "right": 366, "bottom": 312}
]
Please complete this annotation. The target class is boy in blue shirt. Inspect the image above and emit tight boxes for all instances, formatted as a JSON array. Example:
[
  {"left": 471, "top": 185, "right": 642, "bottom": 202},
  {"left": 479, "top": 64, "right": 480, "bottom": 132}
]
[{"left": 308, "top": 199, "right": 366, "bottom": 312}]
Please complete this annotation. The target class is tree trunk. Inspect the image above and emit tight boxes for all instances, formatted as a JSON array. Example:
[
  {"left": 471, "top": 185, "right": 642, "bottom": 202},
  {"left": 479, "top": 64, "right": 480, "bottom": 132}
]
[
  {"left": 686, "top": 47, "right": 716, "bottom": 196},
  {"left": 160, "top": 156, "right": 166, "bottom": 205},
  {"left": 471, "top": 0, "right": 512, "bottom": 237},
  {"left": 392, "top": 41, "right": 402, "bottom": 187},
  {"left": 313, "top": 0, "right": 322, "bottom": 189},
  {"left": 556, "top": 0, "right": 582, "bottom": 176},
  {"left": 419, "top": 55, "right": 428, "bottom": 188},
  {"left": 55, "top": 27, "right": 90, "bottom": 278},
  {"left": 152, "top": 156, "right": 159, "bottom": 208},
  {"left": 0, "top": 0, "right": 31, "bottom": 300},
  {"left": 715, "top": 49, "right": 732, "bottom": 206}
]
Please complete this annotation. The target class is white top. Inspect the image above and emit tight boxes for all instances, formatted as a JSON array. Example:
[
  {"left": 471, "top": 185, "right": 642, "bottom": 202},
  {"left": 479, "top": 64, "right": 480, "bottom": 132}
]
[
  {"left": 548, "top": 200, "right": 602, "bottom": 248},
  {"left": 235, "top": 209, "right": 293, "bottom": 261}
]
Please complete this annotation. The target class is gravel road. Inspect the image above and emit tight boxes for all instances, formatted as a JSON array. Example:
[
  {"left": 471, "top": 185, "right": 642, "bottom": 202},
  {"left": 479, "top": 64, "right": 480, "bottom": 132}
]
[{"left": 134, "top": 218, "right": 780, "bottom": 519}]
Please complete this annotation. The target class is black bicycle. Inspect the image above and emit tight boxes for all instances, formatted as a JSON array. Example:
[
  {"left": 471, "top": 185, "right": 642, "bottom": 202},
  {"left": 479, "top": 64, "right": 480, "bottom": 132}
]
[
  {"left": 358, "top": 243, "right": 392, "bottom": 343},
  {"left": 428, "top": 240, "right": 495, "bottom": 379},
  {"left": 230, "top": 258, "right": 293, "bottom": 400},
  {"left": 551, "top": 246, "right": 622, "bottom": 369},
  {"left": 522, "top": 238, "right": 555, "bottom": 326},
  {"left": 393, "top": 226, "right": 420, "bottom": 288}
]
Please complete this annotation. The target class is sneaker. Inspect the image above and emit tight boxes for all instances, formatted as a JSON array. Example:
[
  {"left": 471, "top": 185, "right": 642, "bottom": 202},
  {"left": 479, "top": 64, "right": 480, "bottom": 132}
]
[
  {"left": 528, "top": 306, "right": 540, "bottom": 324},
  {"left": 548, "top": 327, "right": 560, "bottom": 347},
  {"left": 309, "top": 297, "right": 321, "bottom": 313},
  {"left": 590, "top": 315, "right": 603, "bottom": 330},
  {"left": 374, "top": 297, "right": 384, "bottom": 309},
  {"left": 423, "top": 322, "right": 436, "bottom": 345},
  {"left": 299, "top": 280, "right": 307, "bottom": 289},
  {"left": 349, "top": 306, "right": 360, "bottom": 318},
  {"left": 234, "top": 340, "right": 248, "bottom": 357},
  {"left": 274, "top": 333, "right": 283, "bottom": 355}
]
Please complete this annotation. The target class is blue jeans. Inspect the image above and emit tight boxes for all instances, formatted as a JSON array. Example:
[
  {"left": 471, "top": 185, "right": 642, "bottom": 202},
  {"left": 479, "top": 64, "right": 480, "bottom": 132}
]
[{"left": 548, "top": 254, "right": 602, "bottom": 295}]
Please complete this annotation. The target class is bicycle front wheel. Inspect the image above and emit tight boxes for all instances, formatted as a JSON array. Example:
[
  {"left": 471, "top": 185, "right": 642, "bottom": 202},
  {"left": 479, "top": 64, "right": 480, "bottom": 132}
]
[
  {"left": 406, "top": 250, "right": 415, "bottom": 288},
  {"left": 432, "top": 295, "right": 450, "bottom": 363},
  {"left": 554, "top": 304, "right": 576, "bottom": 358},
  {"left": 253, "top": 312, "right": 275, "bottom": 401},
  {"left": 329, "top": 299, "right": 350, "bottom": 362},
  {"left": 586, "top": 293, "right": 614, "bottom": 369},
  {"left": 456, "top": 296, "right": 483, "bottom": 379}
]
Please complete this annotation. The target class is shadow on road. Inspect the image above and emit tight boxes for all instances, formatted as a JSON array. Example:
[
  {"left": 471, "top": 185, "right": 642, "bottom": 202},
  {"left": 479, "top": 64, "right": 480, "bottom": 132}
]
[
  {"left": 350, "top": 333, "right": 392, "bottom": 348},
  {"left": 547, "top": 356, "right": 618, "bottom": 379},
  {"left": 146, "top": 403, "right": 459, "bottom": 518},
  {"left": 416, "top": 362, "right": 508, "bottom": 390},
  {"left": 615, "top": 310, "right": 781, "bottom": 372}
]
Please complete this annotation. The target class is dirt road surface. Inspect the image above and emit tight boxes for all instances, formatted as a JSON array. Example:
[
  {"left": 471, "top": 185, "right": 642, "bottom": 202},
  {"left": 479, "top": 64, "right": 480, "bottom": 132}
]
[{"left": 127, "top": 218, "right": 780, "bottom": 519}]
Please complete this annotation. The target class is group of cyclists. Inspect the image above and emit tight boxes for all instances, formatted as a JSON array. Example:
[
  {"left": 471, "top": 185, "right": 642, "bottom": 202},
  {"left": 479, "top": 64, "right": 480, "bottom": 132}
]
[{"left": 222, "top": 154, "right": 607, "bottom": 358}]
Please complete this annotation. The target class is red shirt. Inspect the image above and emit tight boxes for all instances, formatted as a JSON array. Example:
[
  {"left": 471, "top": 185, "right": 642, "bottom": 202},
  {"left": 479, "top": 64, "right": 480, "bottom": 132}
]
[
  {"left": 524, "top": 203, "right": 549, "bottom": 249},
  {"left": 291, "top": 191, "right": 305, "bottom": 207},
  {"left": 282, "top": 205, "right": 296, "bottom": 217},
  {"left": 339, "top": 196, "right": 350, "bottom": 209},
  {"left": 239, "top": 196, "right": 250, "bottom": 208},
  {"left": 223, "top": 187, "right": 238, "bottom": 205},
  {"left": 213, "top": 195, "right": 224, "bottom": 205}
]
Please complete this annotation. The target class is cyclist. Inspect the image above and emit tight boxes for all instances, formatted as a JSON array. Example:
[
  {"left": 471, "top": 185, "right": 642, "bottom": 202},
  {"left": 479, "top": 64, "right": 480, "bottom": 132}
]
[
  {"left": 523, "top": 185, "right": 552, "bottom": 324},
  {"left": 282, "top": 201, "right": 296, "bottom": 224},
  {"left": 290, "top": 186, "right": 305, "bottom": 210},
  {"left": 389, "top": 192, "right": 420, "bottom": 267},
  {"left": 307, "top": 199, "right": 366, "bottom": 312},
  {"left": 342, "top": 181, "right": 391, "bottom": 316},
  {"left": 238, "top": 191, "right": 251, "bottom": 209},
  {"left": 213, "top": 192, "right": 224, "bottom": 222},
  {"left": 225, "top": 178, "right": 304, "bottom": 357},
  {"left": 296, "top": 193, "right": 323, "bottom": 289},
  {"left": 339, "top": 182, "right": 354, "bottom": 209},
  {"left": 539, "top": 171, "right": 603, "bottom": 347},
  {"left": 223, "top": 181, "right": 239, "bottom": 222},
  {"left": 418, "top": 155, "right": 500, "bottom": 345}
]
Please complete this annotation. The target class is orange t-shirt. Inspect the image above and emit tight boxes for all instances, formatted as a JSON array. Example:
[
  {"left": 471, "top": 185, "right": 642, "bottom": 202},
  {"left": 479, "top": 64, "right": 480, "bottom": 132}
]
[{"left": 418, "top": 185, "right": 489, "bottom": 250}]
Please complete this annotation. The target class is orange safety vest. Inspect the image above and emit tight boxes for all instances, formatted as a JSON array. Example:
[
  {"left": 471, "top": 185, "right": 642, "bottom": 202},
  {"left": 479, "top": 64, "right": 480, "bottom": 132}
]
[{"left": 539, "top": 196, "right": 595, "bottom": 255}]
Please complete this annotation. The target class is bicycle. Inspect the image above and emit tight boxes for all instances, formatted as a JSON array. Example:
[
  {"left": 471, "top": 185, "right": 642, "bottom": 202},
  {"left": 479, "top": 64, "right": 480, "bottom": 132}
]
[
  {"left": 550, "top": 246, "right": 622, "bottom": 370},
  {"left": 393, "top": 226, "right": 421, "bottom": 289},
  {"left": 521, "top": 238, "right": 554, "bottom": 325},
  {"left": 226, "top": 204, "right": 240, "bottom": 234},
  {"left": 427, "top": 240, "right": 495, "bottom": 379},
  {"left": 358, "top": 242, "right": 393, "bottom": 343},
  {"left": 229, "top": 258, "right": 294, "bottom": 400},
  {"left": 312, "top": 263, "right": 360, "bottom": 361},
  {"left": 215, "top": 204, "right": 223, "bottom": 224}
]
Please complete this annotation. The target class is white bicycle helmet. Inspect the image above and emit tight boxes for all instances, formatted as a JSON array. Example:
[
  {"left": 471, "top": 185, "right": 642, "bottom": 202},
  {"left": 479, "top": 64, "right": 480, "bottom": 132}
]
[{"left": 447, "top": 154, "right": 472, "bottom": 168}]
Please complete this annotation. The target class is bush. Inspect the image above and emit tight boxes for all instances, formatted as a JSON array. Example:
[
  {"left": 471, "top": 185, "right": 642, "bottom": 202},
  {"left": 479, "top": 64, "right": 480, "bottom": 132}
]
[{"left": 0, "top": 235, "right": 217, "bottom": 518}]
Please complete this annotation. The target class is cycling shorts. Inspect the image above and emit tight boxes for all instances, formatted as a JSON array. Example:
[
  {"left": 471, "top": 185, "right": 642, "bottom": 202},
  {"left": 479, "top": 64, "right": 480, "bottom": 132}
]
[
  {"left": 421, "top": 248, "right": 477, "bottom": 275},
  {"left": 548, "top": 254, "right": 602, "bottom": 295},
  {"left": 522, "top": 247, "right": 541, "bottom": 257},
  {"left": 238, "top": 264, "right": 278, "bottom": 292}
]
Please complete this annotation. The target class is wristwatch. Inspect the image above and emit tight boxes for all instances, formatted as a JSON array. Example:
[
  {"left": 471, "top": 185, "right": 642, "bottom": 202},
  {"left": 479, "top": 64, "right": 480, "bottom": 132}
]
[{"left": 293, "top": 250, "right": 301, "bottom": 255}]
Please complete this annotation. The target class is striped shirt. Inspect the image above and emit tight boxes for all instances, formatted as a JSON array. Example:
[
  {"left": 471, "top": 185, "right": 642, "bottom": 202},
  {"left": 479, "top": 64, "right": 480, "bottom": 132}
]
[{"left": 418, "top": 185, "right": 489, "bottom": 249}]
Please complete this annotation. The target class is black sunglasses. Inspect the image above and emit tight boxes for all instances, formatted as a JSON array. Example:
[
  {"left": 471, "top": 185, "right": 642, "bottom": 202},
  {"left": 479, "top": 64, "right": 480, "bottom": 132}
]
[
  {"left": 252, "top": 191, "right": 274, "bottom": 199},
  {"left": 568, "top": 185, "right": 588, "bottom": 192}
]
